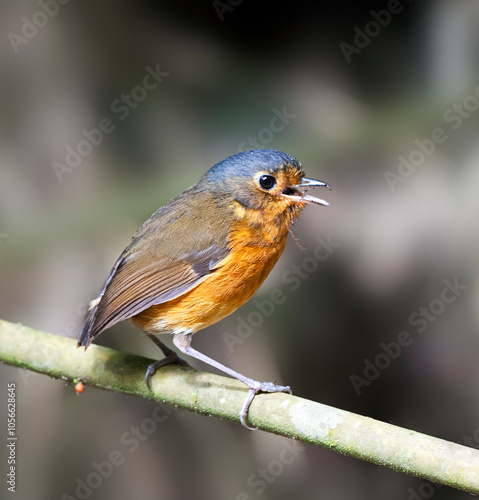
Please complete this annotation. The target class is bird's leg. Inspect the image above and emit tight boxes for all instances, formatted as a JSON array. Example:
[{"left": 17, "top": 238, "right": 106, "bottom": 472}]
[
  {"left": 144, "top": 334, "right": 190, "bottom": 389},
  {"left": 173, "top": 333, "right": 291, "bottom": 430}
]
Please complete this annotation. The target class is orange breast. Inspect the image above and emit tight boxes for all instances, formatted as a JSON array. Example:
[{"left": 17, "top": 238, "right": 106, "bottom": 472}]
[{"left": 131, "top": 233, "right": 288, "bottom": 335}]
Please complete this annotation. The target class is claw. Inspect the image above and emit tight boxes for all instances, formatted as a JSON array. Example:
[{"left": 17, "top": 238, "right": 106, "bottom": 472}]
[
  {"left": 239, "top": 389, "right": 259, "bottom": 430},
  {"left": 145, "top": 365, "right": 156, "bottom": 390}
]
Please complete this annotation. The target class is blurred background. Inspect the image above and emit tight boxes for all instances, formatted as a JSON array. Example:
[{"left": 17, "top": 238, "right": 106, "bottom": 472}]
[{"left": 1, "top": 0, "right": 479, "bottom": 498}]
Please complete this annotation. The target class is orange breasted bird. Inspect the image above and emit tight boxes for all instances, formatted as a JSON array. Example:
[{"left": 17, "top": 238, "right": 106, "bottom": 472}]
[{"left": 79, "top": 149, "right": 330, "bottom": 428}]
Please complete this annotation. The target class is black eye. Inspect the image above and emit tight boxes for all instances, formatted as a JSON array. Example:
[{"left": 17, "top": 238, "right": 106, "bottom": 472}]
[{"left": 259, "top": 175, "right": 276, "bottom": 190}]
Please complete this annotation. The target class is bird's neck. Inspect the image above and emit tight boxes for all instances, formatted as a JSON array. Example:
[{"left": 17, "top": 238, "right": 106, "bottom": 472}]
[{"left": 230, "top": 200, "right": 300, "bottom": 247}]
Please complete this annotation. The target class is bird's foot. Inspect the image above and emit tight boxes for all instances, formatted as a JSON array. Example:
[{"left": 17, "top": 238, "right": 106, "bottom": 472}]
[
  {"left": 239, "top": 381, "right": 292, "bottom": 430},
  {"left": 145, "top": 354, "right": 190, "bottom": 390}
]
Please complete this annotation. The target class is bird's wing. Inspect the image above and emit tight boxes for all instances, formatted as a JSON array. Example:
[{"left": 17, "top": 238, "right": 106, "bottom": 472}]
[{"left": 79, "top": 190, "right": 231, "bottom": 347}]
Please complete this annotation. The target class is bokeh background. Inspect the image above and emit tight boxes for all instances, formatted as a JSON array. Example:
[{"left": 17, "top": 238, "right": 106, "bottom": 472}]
[{"left": 2, "top": 1, "right": 479, "bottom": 499}]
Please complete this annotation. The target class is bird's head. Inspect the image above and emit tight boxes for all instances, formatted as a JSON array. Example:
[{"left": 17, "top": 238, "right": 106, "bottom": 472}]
[{"left": 201, "top": 149, "right": 330, "bottom": 217}]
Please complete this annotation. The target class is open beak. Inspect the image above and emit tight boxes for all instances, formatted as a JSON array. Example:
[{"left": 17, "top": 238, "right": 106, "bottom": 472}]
[{"left": 282, "top": 177, "right": 331, "bottom": 206}]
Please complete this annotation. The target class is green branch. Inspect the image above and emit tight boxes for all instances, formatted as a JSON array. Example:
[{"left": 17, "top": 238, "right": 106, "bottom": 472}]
[{"left": 1, "top": 318, "right": 478, "bottom": 494}]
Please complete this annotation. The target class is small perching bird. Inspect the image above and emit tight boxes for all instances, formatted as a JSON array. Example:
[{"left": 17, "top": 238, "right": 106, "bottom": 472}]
[{"left": 79, "top": 149, "right": 330, "bottom": 428}]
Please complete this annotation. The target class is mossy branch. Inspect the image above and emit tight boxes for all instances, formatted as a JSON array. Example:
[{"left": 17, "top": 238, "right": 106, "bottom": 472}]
[{"left": 1, "top": 319, "right": 478, "bottom": 494}]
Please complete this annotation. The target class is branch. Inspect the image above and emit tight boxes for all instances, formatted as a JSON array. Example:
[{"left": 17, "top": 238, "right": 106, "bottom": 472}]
[{"left": 1, "top": 319, "right": 478, "bottom": 494}]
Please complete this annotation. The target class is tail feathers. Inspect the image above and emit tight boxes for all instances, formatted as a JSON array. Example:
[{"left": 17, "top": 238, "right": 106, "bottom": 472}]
[
  {"left": 78, "top": 247, "right": 129, "bottom": 349},
  {"left": 77, "top": 297, "right": 102, "bottom": 349}
]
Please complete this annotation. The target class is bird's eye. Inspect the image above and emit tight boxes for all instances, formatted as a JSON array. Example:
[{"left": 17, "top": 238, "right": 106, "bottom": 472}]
[{"left": 258, "top": 175, "right": 277, "bottom": 190}]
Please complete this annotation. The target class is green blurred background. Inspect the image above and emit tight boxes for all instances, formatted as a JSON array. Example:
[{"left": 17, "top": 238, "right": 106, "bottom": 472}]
[{"left": 2, "top": 1, "right": 479, "bottom": 499}]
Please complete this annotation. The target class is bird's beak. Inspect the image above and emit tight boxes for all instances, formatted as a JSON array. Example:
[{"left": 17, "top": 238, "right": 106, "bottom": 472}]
[{"left": 282, "top": 177, "right": 331, "bottom": 206}]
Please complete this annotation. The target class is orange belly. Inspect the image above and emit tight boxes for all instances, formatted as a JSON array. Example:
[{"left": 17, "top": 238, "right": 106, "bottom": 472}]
[{"left": 131, "top": 238, "right": 287, "bottom": 335}]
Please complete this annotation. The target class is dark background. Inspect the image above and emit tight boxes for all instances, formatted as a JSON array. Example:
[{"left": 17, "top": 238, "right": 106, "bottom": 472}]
[{"left": 1, "top": 1, "right": 479, "bottom": 499}]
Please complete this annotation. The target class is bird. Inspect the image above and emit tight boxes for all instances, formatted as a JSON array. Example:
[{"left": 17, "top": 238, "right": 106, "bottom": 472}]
[{"left": 78, "top": 148, "right": 330, "bottom": 429}]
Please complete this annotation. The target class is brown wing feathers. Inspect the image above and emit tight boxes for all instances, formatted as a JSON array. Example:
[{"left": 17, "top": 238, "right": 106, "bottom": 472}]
[
  {"left": 78, "top": 187, "right": 232, "bottom": 348},
  {"left": 78, "top": 242, "right": 230, "bottom": 348},
  {"left": 93, "top": 260, "right": 205, "bottom": 333}
]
